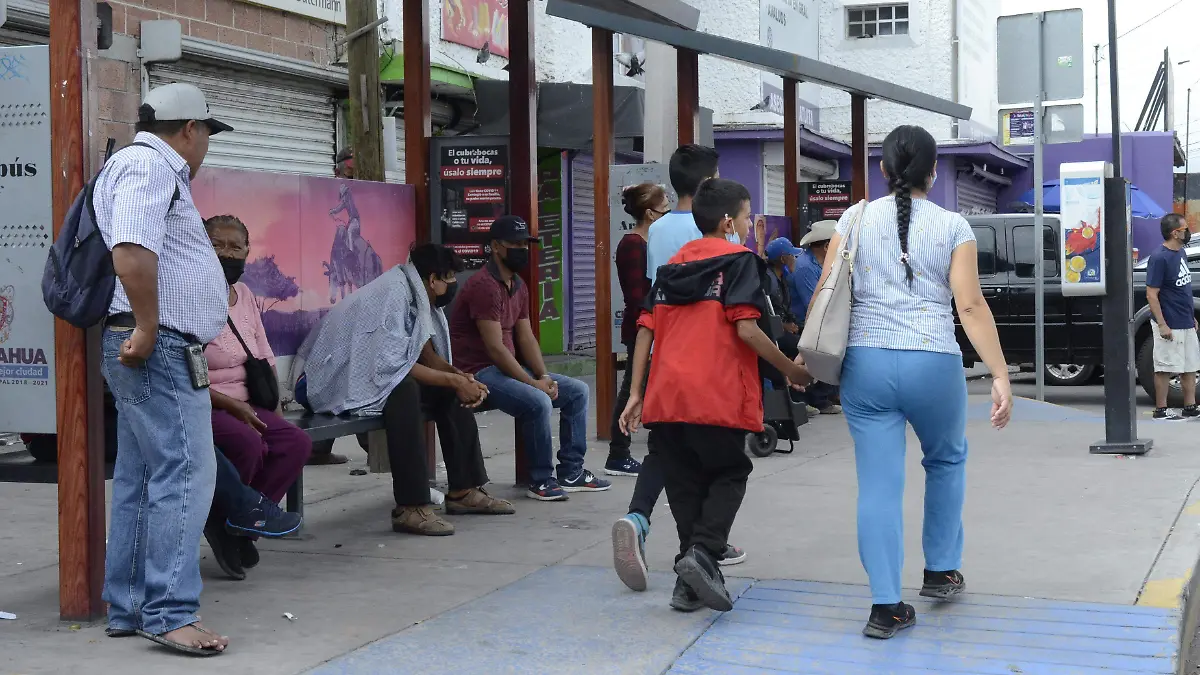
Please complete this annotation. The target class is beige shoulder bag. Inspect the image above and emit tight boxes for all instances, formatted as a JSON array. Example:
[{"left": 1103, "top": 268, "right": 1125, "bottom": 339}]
[{"left": 798, "top": 199, "right": 867, "bottom": 385}]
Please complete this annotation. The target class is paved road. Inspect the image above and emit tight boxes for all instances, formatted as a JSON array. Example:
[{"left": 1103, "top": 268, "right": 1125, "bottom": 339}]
[{"left": 968, "top": 372, "right": 1155, "bottom": 417}]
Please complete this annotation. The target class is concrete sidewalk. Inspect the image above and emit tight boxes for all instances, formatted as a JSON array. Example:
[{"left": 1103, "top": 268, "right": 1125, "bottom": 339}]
[{"left": 2, "top": 394, "right": 1200, "bottom": 674}]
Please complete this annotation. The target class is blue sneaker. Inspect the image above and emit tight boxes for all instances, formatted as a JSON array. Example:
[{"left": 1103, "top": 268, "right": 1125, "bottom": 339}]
[
  {"left": 527, "top": 478, "right": 569, "bottom": 502},
  {"left": 560, "top": 469, "right": 612, "bottom": 493},
  {"left": 613, "top": 513, "right": 650, "bottom": 591},
  {"left": 604, "top": 456, "right": 642, "bottom": 477},
  {"left": 225, "top": 495, "right": 302, "bottom": 538}
]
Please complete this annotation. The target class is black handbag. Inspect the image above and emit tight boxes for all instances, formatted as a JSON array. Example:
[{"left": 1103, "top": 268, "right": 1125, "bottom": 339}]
[{"left": 226, "top": 317, "right": 280, "bottom": 411}]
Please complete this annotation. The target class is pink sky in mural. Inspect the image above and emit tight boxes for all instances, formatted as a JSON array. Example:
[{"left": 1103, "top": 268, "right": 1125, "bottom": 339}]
[{"left": 192, "top": 168, "right": 416, "bottom": 314}]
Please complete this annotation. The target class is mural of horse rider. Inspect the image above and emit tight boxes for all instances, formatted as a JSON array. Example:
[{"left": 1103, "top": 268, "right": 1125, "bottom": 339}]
[{"left": 325, "top": 182, "right": 383, "bottom": 303}]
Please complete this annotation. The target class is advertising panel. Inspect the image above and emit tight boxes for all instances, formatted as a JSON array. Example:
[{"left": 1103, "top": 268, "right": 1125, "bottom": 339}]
[
  {"left": 537, "top": 153, "right": 565, "bottom": 354},
  {"left": 798, "top": 181, "right": 852, "bottom": 237},
  {"left": 244, "top": 0, "right": 346, "bottom": 25},
  {"left": 1057, "top": 161, "right": 1109, "bottom": 297},
  {"left": 0, "top": 46, "right": 56, "bottom": 434},
  {"left": 442, "top": 0, "right": 510, "bottom": 58},
  {"left": 609, "top": 164, "right": 676, "bottom": 352},
  {"left": 430, "top": 137, "right": 510, "bottom": 270}
]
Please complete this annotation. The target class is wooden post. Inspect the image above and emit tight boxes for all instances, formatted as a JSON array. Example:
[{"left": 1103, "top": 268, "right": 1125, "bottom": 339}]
[
  {"left": 51, "top": 0, "right": 105, "bottom": 621},
  {"left": 850, "top": 94, "right": 869, "bottom": 202},
  {"left": 402, "top": 0, "right": 437, "bottom": 473},
  {"left": 347, "top": 0, "right": 384, "bottom": 182},
  {"left": 509, "top": 0, "right": 538, "bottom": 486},
  {"left": 677, "top": 49, "right": 699, "bottom": 147},
  {"left": 404, "top": 0, "right": 431, "bottom": 242},
  {"left": 593, "top": 28, "right": 615, "bottom": 442},
  {"left": 783, "top": 78, "right": 800, "bottom": 241}
]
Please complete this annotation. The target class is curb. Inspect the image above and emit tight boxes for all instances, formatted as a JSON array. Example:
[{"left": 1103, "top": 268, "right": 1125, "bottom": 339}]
[{"left": 1136, "top": 478, "right": 1200, "bottom": 674}]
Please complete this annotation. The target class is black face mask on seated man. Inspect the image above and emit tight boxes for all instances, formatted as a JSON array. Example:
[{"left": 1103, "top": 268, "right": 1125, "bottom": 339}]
[{"left": 435, "top": 281, "right": 458, "bottom": 308}]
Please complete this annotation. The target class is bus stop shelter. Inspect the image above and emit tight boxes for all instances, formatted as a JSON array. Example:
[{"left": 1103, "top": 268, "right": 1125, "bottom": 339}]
[{"left": 47, "top": 0, "right": 969, "bottom": 621}]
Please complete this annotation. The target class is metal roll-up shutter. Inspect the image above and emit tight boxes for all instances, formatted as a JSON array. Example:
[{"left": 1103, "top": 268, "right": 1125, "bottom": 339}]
[
  {"left": 148, "top": 61, "right": 336, "bottom": 175},
  {"left": 763, "top": 165, "right": 785, "bottom": 215},
  {"left": 956, "top": 174, "right": 999, "bottom": 216},
  {"left": 0, "top": 28, "right": 47, "bottom": 46},
  {"left": 385, "top": 115, "right": 407, "bottom": 184},
  {"left": 568, "top": 153, "right": 597, "bottom": 351}
]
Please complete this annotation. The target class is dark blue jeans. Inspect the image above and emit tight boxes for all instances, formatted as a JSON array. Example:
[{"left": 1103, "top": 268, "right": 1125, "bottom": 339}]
[
  {"left": 473, "top": 367, "right": 589, "bottom": 483},
  {"left": 211, "top": 449, "right": 254, "bottom": 518}
]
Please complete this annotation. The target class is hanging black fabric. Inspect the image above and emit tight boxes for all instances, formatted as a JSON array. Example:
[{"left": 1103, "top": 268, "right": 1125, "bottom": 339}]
[{"left": 226, "top": 317, "right": 280, "bottom": 411}]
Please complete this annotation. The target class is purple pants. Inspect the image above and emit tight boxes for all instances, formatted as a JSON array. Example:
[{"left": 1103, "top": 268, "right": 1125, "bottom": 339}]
[{"left": 211, "top": 406, "right": 312, "bottom": 504}]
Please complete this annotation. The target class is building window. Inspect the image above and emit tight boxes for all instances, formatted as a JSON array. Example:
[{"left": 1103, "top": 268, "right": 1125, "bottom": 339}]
[{"left": 847, "top": 4, "right": 909, "bottom": 38}]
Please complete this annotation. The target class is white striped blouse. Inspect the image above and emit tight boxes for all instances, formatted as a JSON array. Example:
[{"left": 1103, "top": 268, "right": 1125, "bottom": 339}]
[{"left": 835, "top": 195, "right": 975, "bottom": 356}]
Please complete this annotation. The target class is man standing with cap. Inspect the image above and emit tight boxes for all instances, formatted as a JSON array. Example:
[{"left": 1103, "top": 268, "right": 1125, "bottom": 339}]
[
  {"left": 791, "top": 220, "right": 841, "bottom": 414},
  {"left": 94, "top": 82, "right": 233, "bottom": 655},
  {"left": 449, "top": 216, "right": 611, "bottom": 502}
]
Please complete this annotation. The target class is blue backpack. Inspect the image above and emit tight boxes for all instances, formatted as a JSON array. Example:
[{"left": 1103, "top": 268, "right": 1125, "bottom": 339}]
[{"left": 42, "top": 142, "right": 178, "bottom": 328}]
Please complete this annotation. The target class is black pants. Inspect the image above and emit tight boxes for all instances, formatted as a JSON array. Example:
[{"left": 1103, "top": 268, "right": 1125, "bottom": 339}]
[
  {"left": 381, "top": 374, "right": 490, "bottom": 507},
  {"left": 627, "top": 429, "right": 665, "bottom": 520},
  {"left": 607, "top": 342, "right": 637, "bottom": 460},
  {"left": 656, "top": 423, "right": 753, "bottom": 561}
]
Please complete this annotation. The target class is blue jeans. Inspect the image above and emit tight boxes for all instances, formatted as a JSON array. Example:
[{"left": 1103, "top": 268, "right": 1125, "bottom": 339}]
[
  {"left": 101, "top": 328, "right": 217, "bottom": 635},
  {"left": 840, "top": 347, "right": 968, "bottom": 605},
  {"left": 474, "top": 367, "right": 589, "bottom": 483}
]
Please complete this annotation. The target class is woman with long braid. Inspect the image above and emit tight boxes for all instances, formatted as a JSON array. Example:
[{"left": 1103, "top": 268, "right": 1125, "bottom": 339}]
[{"left": 811, "top": 125, "right": 1011, "bottom": 639}]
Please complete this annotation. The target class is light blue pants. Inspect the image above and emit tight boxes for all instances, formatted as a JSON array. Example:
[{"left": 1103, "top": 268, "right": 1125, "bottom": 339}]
[
  {"left": 840, "top": 347, "right": 968, "bottom": 605},
  {"left": 101, "top": 328, "right": 216, "bottom": 635}
]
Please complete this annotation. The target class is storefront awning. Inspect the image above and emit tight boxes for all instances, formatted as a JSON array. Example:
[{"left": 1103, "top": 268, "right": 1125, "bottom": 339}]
[
  {"left": 472, "top": 81, "right": 645, "bottom": 149},
  {"left": 379, "top": 50, "right": 477, "bottom": 97}
]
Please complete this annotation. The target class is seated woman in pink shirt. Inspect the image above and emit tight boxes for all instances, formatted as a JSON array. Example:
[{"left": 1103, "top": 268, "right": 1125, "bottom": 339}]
[{"left": 203, "top": 215, "right": 311, "bottom": 506}]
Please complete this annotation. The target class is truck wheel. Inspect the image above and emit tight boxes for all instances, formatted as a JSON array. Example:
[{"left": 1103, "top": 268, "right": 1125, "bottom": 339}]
[
  {"left": 1137, "top": 338, "right": 1193, "bottom": 408},
  {"left": 1044, "top": 364, "right": 1096, "bottom": 387},
  {"left": 23, "top": 434, "right": 57, "bottom": 463}
]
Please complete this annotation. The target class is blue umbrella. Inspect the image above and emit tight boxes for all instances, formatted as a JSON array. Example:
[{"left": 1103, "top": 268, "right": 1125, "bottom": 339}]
[{"left": 1017, "top": 179, "right": 1167, "bottom": 219}]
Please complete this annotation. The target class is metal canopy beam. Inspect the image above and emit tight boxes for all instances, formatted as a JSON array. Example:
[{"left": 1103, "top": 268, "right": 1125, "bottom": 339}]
[{"left": 546, "top": 0, "right": 972, "bottom": 120}]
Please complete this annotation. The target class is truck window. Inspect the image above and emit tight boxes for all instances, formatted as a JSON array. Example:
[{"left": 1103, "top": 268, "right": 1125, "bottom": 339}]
[
  {"left": 972, "top": 226, "right": 997, "bottom": 276},
  {"left": 1012, "top": 225, "right": 1059, "bottom": 278}
]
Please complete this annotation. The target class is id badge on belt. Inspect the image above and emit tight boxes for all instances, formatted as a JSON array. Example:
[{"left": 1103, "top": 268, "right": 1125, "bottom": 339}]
[{"left": 184, "top": 343, "right": 210, "bottom": 389}]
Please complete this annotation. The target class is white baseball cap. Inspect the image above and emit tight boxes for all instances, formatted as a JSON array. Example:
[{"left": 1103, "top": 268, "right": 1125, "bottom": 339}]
[{"left": 139, "top": 83, "right": 233, "bottom": 134}]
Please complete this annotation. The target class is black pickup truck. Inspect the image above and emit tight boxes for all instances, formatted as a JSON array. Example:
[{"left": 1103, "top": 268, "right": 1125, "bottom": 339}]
[{"left": 956, "top": 214, "right": 1200, "bottom": 406}]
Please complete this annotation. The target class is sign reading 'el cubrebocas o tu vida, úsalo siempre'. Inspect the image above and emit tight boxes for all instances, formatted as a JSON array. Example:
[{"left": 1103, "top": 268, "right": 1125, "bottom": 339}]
[
  {"left": 0, "top": 45, "right": 57, "bottom": 434},
  {"left": 798, "top": 181, "right": 852, "bottom": 238},
  {"left": 431, "top": 137, "right": 510, "bottom": 270},
  {"left": 242, "top": 0, "right": 346, "bottom": 25}
]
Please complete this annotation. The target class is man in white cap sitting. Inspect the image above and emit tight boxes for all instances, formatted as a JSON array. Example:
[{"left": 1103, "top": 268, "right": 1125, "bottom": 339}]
[
  {"left": 94, "top": 82, "right": 235, "bottom": 655},
  {"left": 791, "top": 220, "right": 841, "bottom": 414}
]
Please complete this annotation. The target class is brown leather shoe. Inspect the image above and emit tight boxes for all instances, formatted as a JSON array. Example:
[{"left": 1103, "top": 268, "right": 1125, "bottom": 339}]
[
  {"left": 445, "top": 487, "right": 516, "bottom": 515},
  {"left": 391, "top": 506, "right": 455, "bottom": 536}
]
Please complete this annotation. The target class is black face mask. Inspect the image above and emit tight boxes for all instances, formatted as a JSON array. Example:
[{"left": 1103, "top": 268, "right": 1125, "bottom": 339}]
[
  {"left": 434, "top": 281, "right": 458, "bottom": 308},
  {"left": 1183, "top": 230, "right": 1193, "bottom": 245},
  {"left": 503, "top": 247, "right": 530, "bottom": 272},
  {"left": 219, "top": 256, "right": 246, "bottom": 285}
]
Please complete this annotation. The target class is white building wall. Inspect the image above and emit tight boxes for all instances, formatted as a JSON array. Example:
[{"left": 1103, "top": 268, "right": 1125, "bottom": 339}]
[
  {"left": 817, "top": 0, "right": 954, "bottom": 142},
  {"left": 691, "top": 0, "right": 769, "bottom": 118}
]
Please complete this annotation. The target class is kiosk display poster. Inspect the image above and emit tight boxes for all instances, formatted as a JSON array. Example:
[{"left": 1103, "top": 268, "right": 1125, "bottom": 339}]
[
  {"left": 798, "top": 181, "right": 852, "bottom": 237},
  {"left": 1059, "top": 161, "right": 1109, "bottom": 297},
  {"left": 431, "top": 137, "right": 510, "bottom": 270}
]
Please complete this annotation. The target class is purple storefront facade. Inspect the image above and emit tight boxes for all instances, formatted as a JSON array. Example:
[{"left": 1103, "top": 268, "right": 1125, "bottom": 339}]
[{"left": 715, "top": 128, "right": 1180, "bottom": 259}]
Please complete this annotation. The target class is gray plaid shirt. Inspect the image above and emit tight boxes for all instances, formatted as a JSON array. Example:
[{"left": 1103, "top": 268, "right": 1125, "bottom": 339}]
[{"left": 94, "top": 132, "right": 227, "bottom": 343}]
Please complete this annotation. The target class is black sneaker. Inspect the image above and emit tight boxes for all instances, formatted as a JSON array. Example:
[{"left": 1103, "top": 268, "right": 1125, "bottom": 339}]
[
  {"left": 204, "top": 517, "right": 245, "bottom": 581},
  {"left": 669, "top": 576, "right": 705, "bottom": 612},
  {"left": 240, "top": 538, "right": 260, "bottom": 569},
  {"left": 673, "top": 545, "right": 733, "bottom": 612},
  {"left": 1153, "top": 407, "right": 1182, "bottom": 420},
  {"left": 1183, "top": 405, "right": 1200, "bottom": 419},
  {"left": 863, "top": 602, "right": 916, "bottom": 639},
  {"left": 225, "top": 495, "right": 303, "bottom": 538},
  {"left": 920, "top": 569, "right": 966, "bottom": 599}
]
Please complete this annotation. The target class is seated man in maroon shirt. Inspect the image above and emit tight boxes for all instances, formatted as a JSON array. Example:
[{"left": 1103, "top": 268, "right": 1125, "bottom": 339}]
[{"left": 449, "top": 216, "right": 612, "bottom": 501}]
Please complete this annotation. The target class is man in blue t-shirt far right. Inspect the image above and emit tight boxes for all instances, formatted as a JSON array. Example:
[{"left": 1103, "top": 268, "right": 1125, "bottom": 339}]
[{"left": 1145, "top": 213, "right": 1199, "bottom": 419}]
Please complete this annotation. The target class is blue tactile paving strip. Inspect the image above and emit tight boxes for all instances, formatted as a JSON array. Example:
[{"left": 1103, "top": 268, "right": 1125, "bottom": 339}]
[
  {"left": 667, "top": 579, "right": 1179, "bottom": 675},
  {"left": 306, "top": 564, "right": 751, "bottom": 675}
]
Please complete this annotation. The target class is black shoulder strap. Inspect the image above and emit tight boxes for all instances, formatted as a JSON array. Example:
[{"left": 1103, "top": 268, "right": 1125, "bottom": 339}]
[{"left": 226, "top": 316, "right": 256, "bottom": 359}]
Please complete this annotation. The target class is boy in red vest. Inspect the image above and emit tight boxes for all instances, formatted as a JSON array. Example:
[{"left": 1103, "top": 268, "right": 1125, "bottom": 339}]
[{"left": 619, "top": 178, "right": 810, "bottom": 611}]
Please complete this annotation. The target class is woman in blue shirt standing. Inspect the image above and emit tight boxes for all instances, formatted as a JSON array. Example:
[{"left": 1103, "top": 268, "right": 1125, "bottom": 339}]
[{"left": 813, "top": 125, "right": 1012, "bottom": 639}]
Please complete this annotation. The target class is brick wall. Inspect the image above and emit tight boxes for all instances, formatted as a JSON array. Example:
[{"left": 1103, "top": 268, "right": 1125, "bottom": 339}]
[{"left": 73, "top": 0, "right": 343, "bottom": 167}]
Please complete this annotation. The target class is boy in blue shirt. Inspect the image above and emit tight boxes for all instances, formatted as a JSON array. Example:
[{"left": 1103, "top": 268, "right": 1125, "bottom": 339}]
[{"left": 645, "top": 145, "right": 720, "bottom": 282}]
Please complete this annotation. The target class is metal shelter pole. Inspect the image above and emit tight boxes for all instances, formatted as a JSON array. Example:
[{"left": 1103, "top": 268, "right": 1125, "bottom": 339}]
[
  {"left": 783, "top": 78, "right": 800, "bottom": 240},
  {"left": 677, "top": 49, "right": 699, "bottom": 146},
  {"left": 850, "top": 95, "right": 868, "bottom": 202},
  {"left": 1033, "top": 13, "right": 1046, "bottom": 402}
]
